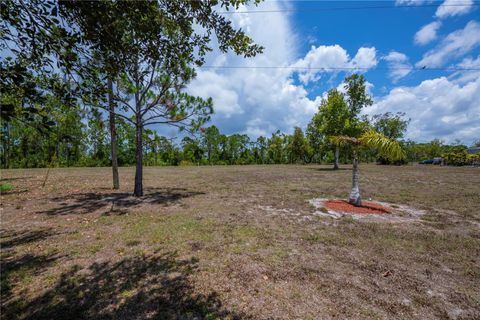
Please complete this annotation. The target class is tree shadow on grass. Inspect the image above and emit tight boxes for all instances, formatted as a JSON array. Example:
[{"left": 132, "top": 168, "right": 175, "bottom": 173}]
[
  {"left": 1, "top": 228, "right": 64, "bottom": 306},
  {"left": 3, "top": 252, "right": 249, "bottom": 320},
  {"left": 0, "top": 189, "right": 29, "bottom": 195},
  {"left": 308, "top": 167, "right": 351, "bottom": 172},
  {"left": 0, "top": 228, "right": 58, "bottom": 249},
  {"left": 37, "top": 187, "right": 205, "bottom": 216},
  {"left": 0, "top": 176, "right": 34, "bottom": 182},
  {"left": 1, "top": 252, "right": 63, "bottom": 305}
]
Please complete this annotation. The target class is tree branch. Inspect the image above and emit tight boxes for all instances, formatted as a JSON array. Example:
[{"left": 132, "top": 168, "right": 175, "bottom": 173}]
[
  {"left": 138, "top": 60, "right": 157, "bottom": 105},
  {"left": 95, "top": 104, "right": 135, "bottom": 125}
]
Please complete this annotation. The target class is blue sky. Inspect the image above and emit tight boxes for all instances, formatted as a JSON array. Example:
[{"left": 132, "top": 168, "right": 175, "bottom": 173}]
[
  {"left": 186, "top": 0, "right": 480, "bottom": 145},
  {"left": 295, "top": 0, "right": 478, "bottom": 93}
]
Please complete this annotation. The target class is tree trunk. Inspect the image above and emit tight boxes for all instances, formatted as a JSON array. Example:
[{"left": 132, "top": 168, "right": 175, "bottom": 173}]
[
  {"left": 133, "top": 117, "right": 143, "bottom": 197},
  {"left": 349, "top": 153, "right": 362, "bottom": 206},
  {"left": 333, "top": 146, "right": 340, "bottom": 170},
  {"left": 108, "top": 77, "right": 120, "bottom": 190},
  {"left": 2, "top": 122, "right": 9, "bottom": 169},
  {"left": 133, "top": 61, "right": 143, "bottom": 197}
]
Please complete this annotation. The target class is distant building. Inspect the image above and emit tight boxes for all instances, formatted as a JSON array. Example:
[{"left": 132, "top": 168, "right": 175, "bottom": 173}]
[{"left": 467, "top": 147, "right": 480, "bottom": 154}]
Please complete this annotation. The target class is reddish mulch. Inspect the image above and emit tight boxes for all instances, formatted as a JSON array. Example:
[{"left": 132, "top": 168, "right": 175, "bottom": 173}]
[{"left": 324, "top": 200, "right": 391, "bottom": 214}]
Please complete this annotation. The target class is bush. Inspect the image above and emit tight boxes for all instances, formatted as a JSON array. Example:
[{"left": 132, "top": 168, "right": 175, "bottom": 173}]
[
  {"left": 179, "top": 160, "right": 194, "bottom": 166},
  {"left": 467, "top": 153, "right": 480, "bottom": 166},
  {"left": 442, "top": 150, "right": 480, "bottom": 166},
  {"left": 442, "top": 149, "right": 468, "bottom": 166},
  {"left": 376, "top": 156, "right": 407, "bottom": 166}
]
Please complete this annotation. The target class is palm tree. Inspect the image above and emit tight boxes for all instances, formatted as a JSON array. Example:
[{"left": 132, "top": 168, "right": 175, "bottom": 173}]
[{"left": 331, "top": 130, "right": 405, "bottom": 207}]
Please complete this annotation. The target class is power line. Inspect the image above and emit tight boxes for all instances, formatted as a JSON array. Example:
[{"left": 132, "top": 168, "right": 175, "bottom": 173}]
[
  {"left": 217, "top": 2, "right": 480, "bottom": 14},
  {"left": 199, "top": 65, "right": 480, "bottom": 71}
]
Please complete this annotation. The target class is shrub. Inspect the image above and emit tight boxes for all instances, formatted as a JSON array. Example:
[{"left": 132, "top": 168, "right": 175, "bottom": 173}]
[
  {"left": 179, "top": 160, "right": 194, "bottom": 166},
  {"left": 442, "top": 149, "right": 468, "bottom": 166}
]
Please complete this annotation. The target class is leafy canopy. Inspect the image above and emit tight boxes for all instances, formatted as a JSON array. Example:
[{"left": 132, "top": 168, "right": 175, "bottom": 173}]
[{"left": 372, "top": 112, "right": 410, "bottom": 140}]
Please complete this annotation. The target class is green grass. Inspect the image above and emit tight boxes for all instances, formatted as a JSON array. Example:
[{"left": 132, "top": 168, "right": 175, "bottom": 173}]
[
  {"left": 120, "top": 215, "right": 217, "bottom": 249},
  {"left": 0, "top": 183, "right": 13, "bottom": 193}
]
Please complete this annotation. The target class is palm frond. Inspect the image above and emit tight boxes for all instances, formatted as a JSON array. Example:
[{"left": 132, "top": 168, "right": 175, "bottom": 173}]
[
  {"left": 358, "top": 130, "right": 405, "bottom": 161},
  {"left": 330, "top": 135, "right": 359, "bottom": 147}
]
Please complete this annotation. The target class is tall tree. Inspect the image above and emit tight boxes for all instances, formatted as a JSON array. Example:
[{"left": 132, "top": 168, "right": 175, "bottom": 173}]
[
  {"left": 202, "top": 125, "right": 222, "bottom": 164},
  {"left": 267, "top": 131, "right": 286, "bottom": 164},
  {"left": 68, "top": 1, "right": 263, "bottom": 196},
  {"left": 254, "top": 136, "right": 268, "bottom": 164},
  {"left": 182, "top": 136, "right": 204, "bottom": 165},
  {"left": 86, "top": 108, "right": 109, "bottom": 166},
  {"left": 310, "top": 89, "right": 350, "bottom": 169},
  {"left": 288, "top": 127, "right": 309, "bottom": 164},
  {"left": 306, "top": 120, "right": 325, "bottom": 164}
]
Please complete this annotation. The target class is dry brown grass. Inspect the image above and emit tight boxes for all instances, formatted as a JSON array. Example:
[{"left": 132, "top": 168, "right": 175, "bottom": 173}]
[{"left": 1, "top": 164, "right": 479, "bottom": 319}]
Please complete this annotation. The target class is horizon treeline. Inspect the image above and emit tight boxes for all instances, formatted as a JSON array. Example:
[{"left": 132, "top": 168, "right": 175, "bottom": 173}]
[{"left": 2, "top": 107, "right": 478, "bottom": 169}]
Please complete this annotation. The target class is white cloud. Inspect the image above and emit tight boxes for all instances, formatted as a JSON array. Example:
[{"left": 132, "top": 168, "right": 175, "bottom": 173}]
[
  {"left": 292, "top": 45, "right": 377, "bottom": 85},
  {"left": 292, "top": 45, "right": 349, "bottom": 84},
  {"left": 365, "top": 76, "right": 480, "bottom": 144},
  {"left": 384, "top": 51, "right": 409, "bottom": 63},
  {"left": 352, "top": 47, "right": 378, "bottom": 69},
  {"left": 416, "top": 20, "right": 480, "bottom": 67},
  {"left": 384, "top": 51, "right": 413, "bottom": 82},
  {"left": 188, "top": 71, "right": 242, "bottom": 118},
  {"left": 395, "top": 0, "right": 432, "bottom": 5},
  {"left": 449, "top": 55, "right": 480, "bottom": 84},
  {"left": 188, "top": 1, "right": 322, "bottom": 138},
  {"left": 436, "top": 0, "right": 475, "bottom": 18},
  {"left": 414, "top": 21, "right": 441, "bottom": 45},
  {"left": 244, "top": 118, "right": 274, "bottom": 137}
]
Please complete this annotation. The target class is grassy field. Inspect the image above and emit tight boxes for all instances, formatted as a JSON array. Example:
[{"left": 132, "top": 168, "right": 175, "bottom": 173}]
[{"left": 1, "top": 164, "right": 479, "bottom": 319}]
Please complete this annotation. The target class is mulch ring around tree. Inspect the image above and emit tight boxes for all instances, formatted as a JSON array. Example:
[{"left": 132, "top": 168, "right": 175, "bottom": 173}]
[
  {"left": 323, "top": 199, "right": 391, "bottom": 214},
  {"left": 309, "top": 198, "right": 426, "bottom": 221}
]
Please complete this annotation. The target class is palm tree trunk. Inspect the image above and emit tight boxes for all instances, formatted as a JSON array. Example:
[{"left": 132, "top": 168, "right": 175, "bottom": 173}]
[
  {"left": 333, "top": 146, "right": 340, "bottom": 170},
  {"left": 108, "top": 77, "right": 120, "bottom": 190},
  {"left": 349, "top": 153, "right": 362, "bottom": 206}
]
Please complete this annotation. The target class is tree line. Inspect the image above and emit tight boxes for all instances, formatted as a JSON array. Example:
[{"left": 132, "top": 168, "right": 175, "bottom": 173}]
[{"left": 2, "top": 89, "right": 477, "bottom": 169}]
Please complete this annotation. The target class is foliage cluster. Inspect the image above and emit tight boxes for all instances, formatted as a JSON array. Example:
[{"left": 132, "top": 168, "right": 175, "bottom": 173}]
[{"left": 442, "top": 148, "right": 480, "bottom": 166}]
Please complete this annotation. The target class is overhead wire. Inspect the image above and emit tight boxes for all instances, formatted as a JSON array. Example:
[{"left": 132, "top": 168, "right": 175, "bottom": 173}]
[
  {"left": 216, "top": 2, "right": 480, "bottom": 14},
  {"left": 198, "top": 65, "right": 480, "bottom": 71}
]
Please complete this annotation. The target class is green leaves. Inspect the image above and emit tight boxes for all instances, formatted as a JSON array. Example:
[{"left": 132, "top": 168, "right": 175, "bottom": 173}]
[
  {"left": 310, "top": 89, "right": 350, "bottom": 143},
  {"left": 343, "top": 74, "right": 373, "bottom": 116},
  {"left": 372, "top": 112, "right": 410, "bottom": 140},
  {"left": 358, "top": 130, "right": 406, "bottom": 161}
]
